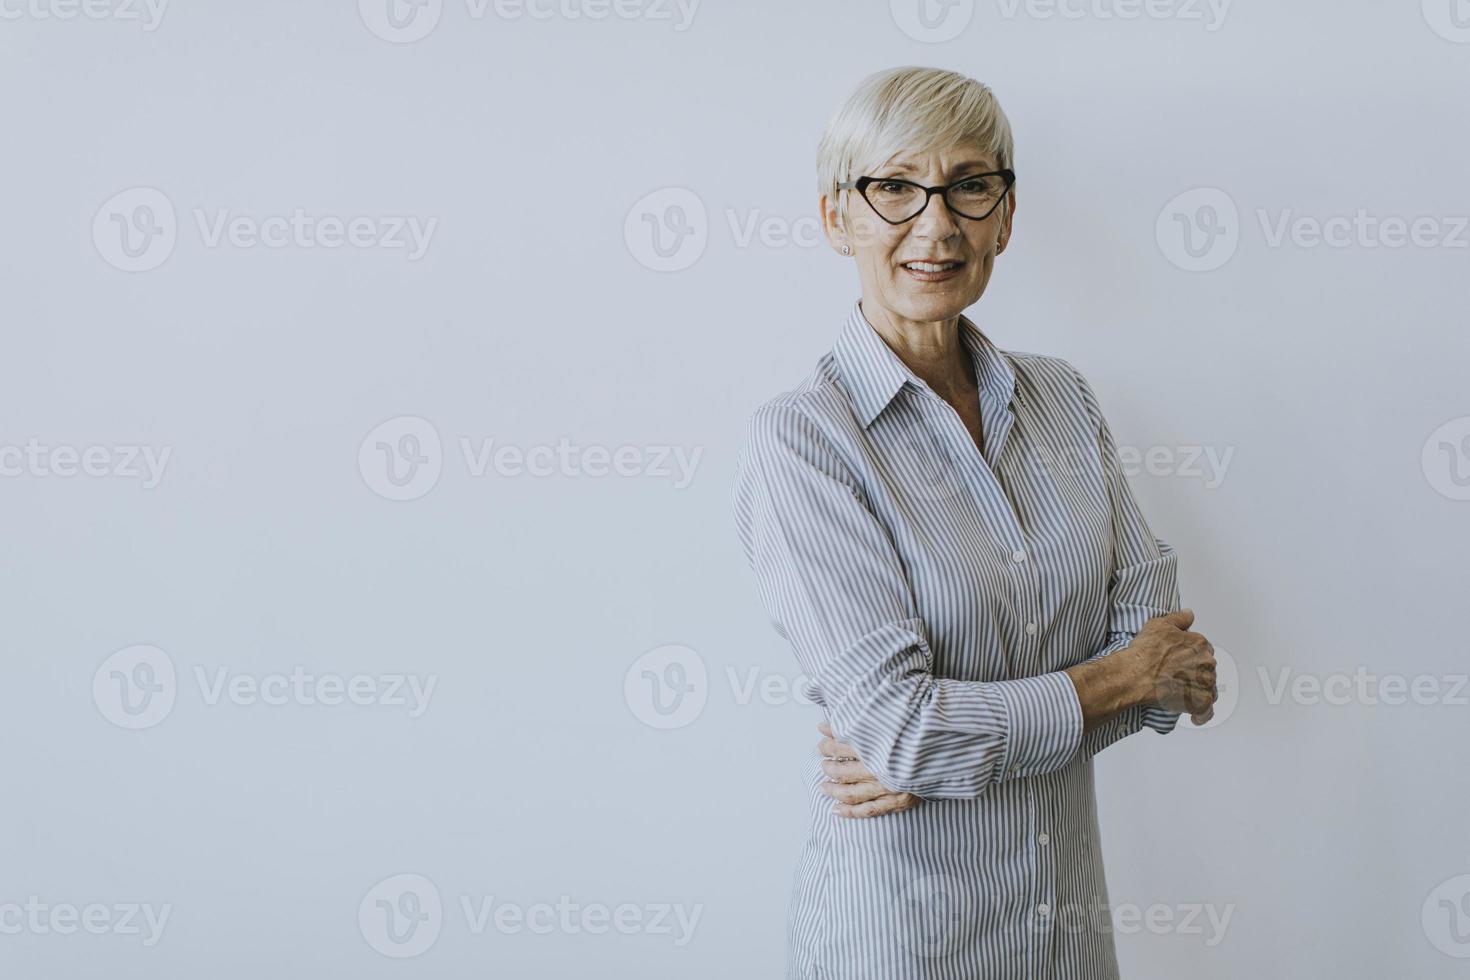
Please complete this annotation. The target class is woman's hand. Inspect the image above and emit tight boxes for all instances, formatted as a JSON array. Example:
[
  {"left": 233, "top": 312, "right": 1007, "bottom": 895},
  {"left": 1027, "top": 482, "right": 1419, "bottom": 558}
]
[
  {"left": 1127, "top": 609, "right": 1218, "bottom": 725},
  {"left": 816, "top": 721, "right": 920, "bottom": 818}
]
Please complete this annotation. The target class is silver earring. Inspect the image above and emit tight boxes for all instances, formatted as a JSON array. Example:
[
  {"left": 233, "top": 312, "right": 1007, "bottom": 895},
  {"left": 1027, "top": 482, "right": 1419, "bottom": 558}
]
[{"left": 841, "top": 243, "right": 851, "bottom": 255}]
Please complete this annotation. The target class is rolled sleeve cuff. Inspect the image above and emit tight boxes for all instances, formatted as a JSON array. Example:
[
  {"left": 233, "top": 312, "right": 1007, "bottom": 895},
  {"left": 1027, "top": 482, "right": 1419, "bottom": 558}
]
[
  {"left": 994, "top": 672, "right": 1084, "bottom": 781},
  {"left": 1141, "top": 704, "right": 1181, "bottom": 734}
]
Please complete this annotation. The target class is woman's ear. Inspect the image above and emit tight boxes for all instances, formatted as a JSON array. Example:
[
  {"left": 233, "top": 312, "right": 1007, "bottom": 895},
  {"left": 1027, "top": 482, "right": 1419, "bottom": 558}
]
[
  {"left": 820, "top": 194, "right": 849, "bottom": 255},
  {"left": 997, "top": 187, "right": 1017, "bottom": 254}
]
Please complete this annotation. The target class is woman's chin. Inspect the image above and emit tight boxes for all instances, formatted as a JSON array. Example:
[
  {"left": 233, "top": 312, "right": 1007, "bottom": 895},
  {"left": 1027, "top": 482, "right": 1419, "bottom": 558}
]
[{"left": 888, "top": 284, "right": 975, "bottom": 322}]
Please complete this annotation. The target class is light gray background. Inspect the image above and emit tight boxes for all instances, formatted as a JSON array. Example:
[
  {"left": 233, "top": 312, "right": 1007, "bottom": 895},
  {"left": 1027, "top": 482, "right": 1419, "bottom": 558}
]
[{"left": 3, "top": 1, "right": 1469, "bottom": 977}]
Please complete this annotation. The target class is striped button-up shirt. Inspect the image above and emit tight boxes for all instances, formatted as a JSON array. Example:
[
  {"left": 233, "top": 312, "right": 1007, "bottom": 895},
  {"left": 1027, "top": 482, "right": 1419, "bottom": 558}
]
[{"left": 732, "top": 299, "right": 1183, "bottom": 979}]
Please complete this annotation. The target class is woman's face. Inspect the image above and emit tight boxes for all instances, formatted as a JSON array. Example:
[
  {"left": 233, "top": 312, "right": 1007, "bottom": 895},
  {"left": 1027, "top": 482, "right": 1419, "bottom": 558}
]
[{"left": 823, "top": 145, "right": 1015, "bottom": 328}]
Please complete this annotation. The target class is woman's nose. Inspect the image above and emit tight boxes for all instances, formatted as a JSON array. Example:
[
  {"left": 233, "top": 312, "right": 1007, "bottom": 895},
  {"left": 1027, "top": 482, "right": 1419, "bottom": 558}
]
[{"left": 911, "top": 193, "right": 961, "bottom": 238}]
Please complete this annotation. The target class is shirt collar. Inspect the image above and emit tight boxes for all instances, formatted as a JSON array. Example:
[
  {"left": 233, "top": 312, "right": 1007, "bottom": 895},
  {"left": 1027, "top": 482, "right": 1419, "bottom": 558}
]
[{"left": 833, "top": 298, "right": 1018, "bottom": 429}]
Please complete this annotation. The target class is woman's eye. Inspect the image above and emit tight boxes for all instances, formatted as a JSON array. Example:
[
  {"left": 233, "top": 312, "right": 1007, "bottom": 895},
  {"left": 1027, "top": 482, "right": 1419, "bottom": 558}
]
[{"left": 876, "top": 181, "right": 908, "bottom": 194}]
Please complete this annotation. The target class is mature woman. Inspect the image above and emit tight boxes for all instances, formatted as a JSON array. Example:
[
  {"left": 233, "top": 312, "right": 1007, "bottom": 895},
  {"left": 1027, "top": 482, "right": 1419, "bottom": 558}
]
[{"left": 732, "top": 67, "right": 1219, "bottom": 978}]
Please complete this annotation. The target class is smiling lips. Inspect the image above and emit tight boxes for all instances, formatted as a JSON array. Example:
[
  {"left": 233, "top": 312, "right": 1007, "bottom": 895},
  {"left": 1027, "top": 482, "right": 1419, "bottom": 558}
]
[{"left": 900, "top": 258, "right": 965, "bottom": 282}]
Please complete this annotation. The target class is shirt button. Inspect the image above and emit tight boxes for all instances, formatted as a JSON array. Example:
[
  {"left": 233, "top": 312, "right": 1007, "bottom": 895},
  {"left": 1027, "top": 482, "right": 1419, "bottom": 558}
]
[
  {"left": 1010, "top": 765, "right": 1021, "bottom": 778},
  {"left": 1011, "top": 549, "right": 1026, "bottom": 564},
  {"left": 1025, "top": 622, "right": 1038, "bottom": 636},
  {"left": 1037, "top": 903, "right": 1051, "bottom": 916},
  {"left": 1037, "top": 832, "right": 1050, "bottom": 845}
]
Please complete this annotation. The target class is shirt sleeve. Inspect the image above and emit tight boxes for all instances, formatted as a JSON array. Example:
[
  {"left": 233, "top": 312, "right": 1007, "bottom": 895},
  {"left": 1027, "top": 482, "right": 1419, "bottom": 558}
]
[
  {"left": 1069, "top": 366, "right": 1184, "bottom": 759},
  {"left": 732, "top": 399, "right": 1084, "bottom": 799}
]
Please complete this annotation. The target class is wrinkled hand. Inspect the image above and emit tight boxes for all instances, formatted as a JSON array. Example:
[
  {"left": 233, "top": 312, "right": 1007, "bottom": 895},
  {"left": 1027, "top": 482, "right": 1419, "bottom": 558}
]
[
  {"left": 816, "top": 721, "right": 920, "bottom": 818},
  {"left": 1128, "top": 609, "right": 1218, "bottom": 725}
]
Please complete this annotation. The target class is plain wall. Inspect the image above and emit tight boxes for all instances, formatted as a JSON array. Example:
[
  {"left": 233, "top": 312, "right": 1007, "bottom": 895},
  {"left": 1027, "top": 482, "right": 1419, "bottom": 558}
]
[{"left": 2, "top": 1, "right": 1468, "bottom": 976}]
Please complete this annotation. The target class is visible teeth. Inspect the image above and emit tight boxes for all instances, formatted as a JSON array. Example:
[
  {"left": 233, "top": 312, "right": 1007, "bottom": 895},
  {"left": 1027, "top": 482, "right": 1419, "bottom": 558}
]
[{"left": 904, "top": 261, "right": 959, "bottom": 272}]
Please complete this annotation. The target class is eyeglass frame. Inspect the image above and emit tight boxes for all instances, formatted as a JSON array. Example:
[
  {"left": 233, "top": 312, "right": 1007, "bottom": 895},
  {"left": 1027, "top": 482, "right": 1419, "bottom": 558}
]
[{"left": 837, "top": 169, "right": 1016, "bottom": 224}]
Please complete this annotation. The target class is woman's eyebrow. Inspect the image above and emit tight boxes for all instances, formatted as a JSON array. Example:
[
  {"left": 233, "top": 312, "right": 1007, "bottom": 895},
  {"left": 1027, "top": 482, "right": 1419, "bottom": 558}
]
[{"left": 878, "top": 161, "right": 995, "bottom": 178}]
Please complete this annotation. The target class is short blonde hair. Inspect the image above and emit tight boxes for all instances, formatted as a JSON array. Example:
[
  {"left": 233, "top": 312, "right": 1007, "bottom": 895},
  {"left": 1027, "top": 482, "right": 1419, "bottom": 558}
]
[{"left": 817, "top": 66, "right": 1015, "bottom": 236}]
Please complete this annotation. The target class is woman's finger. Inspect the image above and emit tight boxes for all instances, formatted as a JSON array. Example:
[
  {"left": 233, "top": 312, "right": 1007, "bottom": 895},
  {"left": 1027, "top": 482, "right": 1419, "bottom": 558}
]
[
  {"left": 819, "top": 779, "right": 889, "bottom": 804},
  {"left": 817, "top": 735, "right": 860, "bottom": 760},
  {"left": 820, "top": 757, "right": 873, "bottom": 783},
  {"left": 833, "top": 792, "right": 919, "bottom": 819}
]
